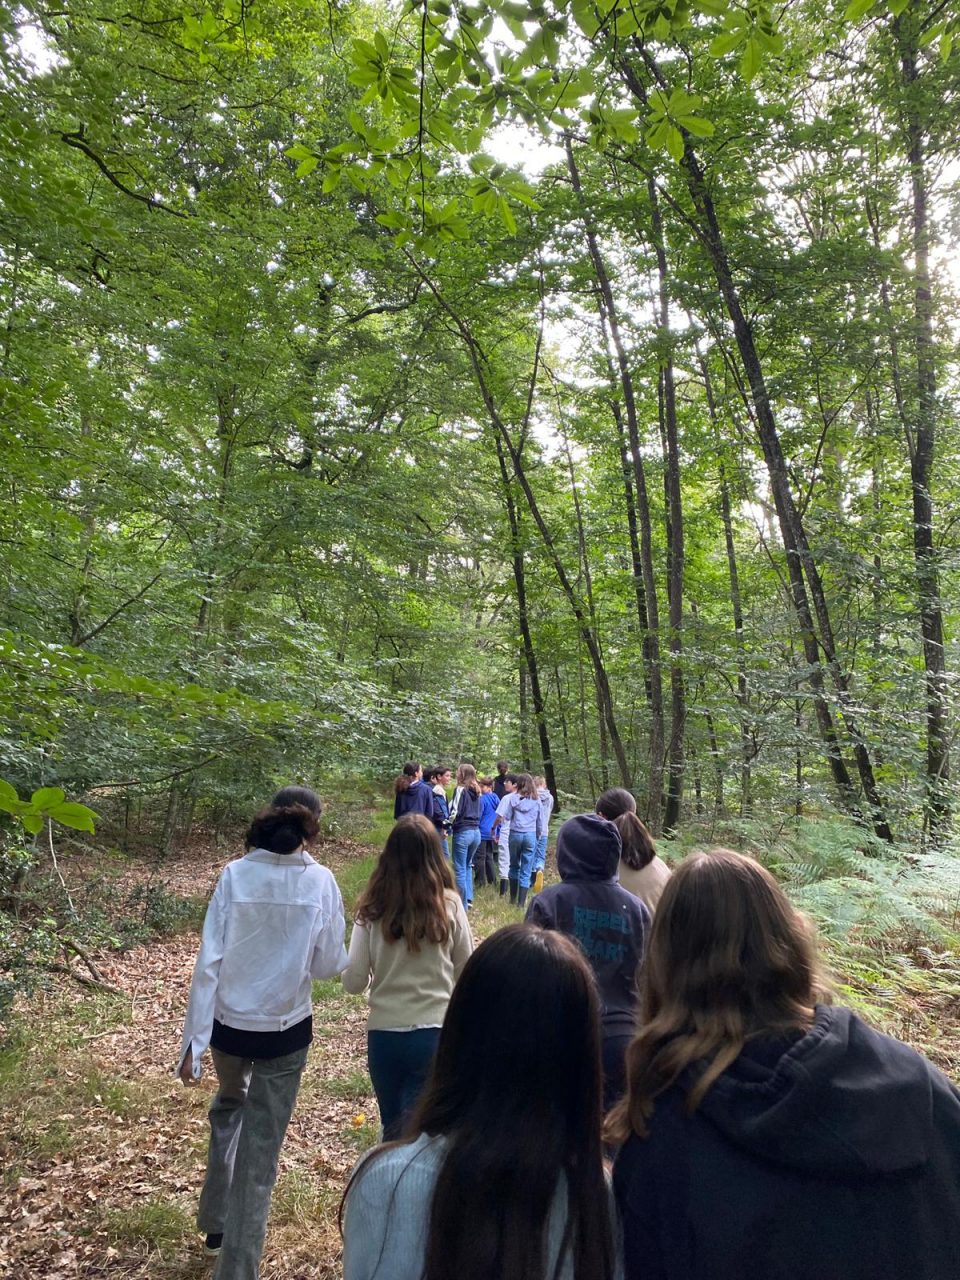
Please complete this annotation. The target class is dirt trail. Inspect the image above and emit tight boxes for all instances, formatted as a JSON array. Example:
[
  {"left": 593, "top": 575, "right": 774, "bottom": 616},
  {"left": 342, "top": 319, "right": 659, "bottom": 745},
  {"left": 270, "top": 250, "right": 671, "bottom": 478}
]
[{"left": 0, "top": 838, "right": 375, "bottom": 1279}]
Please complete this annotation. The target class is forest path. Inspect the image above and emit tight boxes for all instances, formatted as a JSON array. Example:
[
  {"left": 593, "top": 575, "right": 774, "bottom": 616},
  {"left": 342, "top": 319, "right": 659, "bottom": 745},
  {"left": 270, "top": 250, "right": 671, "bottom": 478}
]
[{"left": 0, "top": 836, "right": 382, "bottom": 1279}]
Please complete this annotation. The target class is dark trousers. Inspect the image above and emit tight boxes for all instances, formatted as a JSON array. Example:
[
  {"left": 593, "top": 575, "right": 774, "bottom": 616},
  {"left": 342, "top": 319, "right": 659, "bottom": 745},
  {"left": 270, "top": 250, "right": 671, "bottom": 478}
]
[
  {"left": 367, "top": 1027, "right": 441, "bottom": 1141},
  {"left": 474, "top": 838, "right": 497, "bottom": 886},
  {"left": 601, "top": 1031, "right": 633, "bottom": 1114}
]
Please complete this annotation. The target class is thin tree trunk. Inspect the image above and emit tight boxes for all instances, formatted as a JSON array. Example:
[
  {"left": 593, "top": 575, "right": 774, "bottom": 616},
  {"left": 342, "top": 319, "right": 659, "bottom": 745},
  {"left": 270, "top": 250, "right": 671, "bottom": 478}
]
[
  {"left": 647, "top": 174, "right": 686, "bottom": 831},
  {"left": 897, "top": 19, "right": 950, "bottom": 839}
]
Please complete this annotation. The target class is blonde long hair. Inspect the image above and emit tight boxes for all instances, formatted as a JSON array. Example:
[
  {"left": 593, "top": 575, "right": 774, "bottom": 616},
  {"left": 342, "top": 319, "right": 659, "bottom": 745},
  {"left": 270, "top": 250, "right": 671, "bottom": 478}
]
[
  {"left": 607, "top": 848, "right": 828, "bottom": 1143},
  {"left": 456, "top": 762, "right": 481, "bottom": 795}
]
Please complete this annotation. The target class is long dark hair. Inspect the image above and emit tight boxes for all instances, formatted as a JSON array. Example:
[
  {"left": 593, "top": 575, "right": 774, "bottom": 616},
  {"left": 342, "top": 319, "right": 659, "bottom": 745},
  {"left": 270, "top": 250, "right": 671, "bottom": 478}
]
[
  {"left": 352, "top": 925, "right": 615, "bottom": 1280},
  {"left": 271, "top": 784, "right": 322, "bottom": 816},
  {"left": 354, "top": 815, "right": 454, "bottom": 951},
  {"left": 393, "top": 761, "right": 420, "bottom": 794},
  {"left": 615, "top": 812, "right": 657, "bottom": 869},
  {"left": 607, "top": 848, "right": 828, "bottom": 1143}
]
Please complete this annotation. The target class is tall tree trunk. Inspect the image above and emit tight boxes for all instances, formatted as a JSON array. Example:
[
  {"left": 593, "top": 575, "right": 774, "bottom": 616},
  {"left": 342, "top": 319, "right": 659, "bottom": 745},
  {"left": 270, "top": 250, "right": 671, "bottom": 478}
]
[
  {"left": 563, "top": 139, "right": 656, "bottom": 814},
  {"left": 620, "top": 57, "right": 890, "bottom": 837},
  {"left": 647, "top": 175, "right": 686, "bottom": 832},
  {"left": 412, "top": 256, "right": 632, "bottom": 788},
  {"left": 896, "top": 19, "right": 950, "bottom": 840},
  {"left": 494, "top": 435, "right": 558, "bottom": 801}
]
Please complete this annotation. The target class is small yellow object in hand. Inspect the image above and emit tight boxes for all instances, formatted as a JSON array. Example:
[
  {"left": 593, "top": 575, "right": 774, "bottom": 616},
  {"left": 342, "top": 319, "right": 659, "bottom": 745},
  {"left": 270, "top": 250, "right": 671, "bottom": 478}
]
[{"left": 351, "top": 1113, "right": 366, "bottom": 1128}]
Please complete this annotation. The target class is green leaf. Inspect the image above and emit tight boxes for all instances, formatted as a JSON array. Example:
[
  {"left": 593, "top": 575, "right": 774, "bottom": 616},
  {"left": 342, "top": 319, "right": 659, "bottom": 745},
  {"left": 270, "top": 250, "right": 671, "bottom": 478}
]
[
  {"left": 572, "top": 0, "right": 601, "bottom": 38},
  {"left": 48, "top": 802, "right": 98, "bottom": 833},
  {"left": 285, "top": 143, "right": 314, "bottom": 162},
  {"left": 376, "top": 211, "right": 407, "bottom": 230},
  {"left": 666, "top": 124, "right": 685, "bottom": 162},
  {"left": 0, "top": 779, "right": 19, "bottom": 809},
  {"left": 709, "top": 29, "right": 738, "bottom": 56},
  {"left": 843, "top": 0, "right": 875, "bottom": 18},
  {"left": 887, "top": 0, "right": 910, "bottom": 14},
  {"left": 940, "top": 31, "right": 953, "bottom": 62},
  {"left": 21, "top": 813, "right": 43, "bottom": 836},
  {"left": 677, "top": 114, "right": 715, "bottom": 137},
  {"left": 296, "top": 157, "right": 319, "bottom": 177},
  {"left": 498, "top": 195, "right": 517, "bottom": 234},
  {"left": 31, "top": 787, "right": 66, "bottom": 810},
  {"left": 740, "top": 37, "right": 762, "bottom": 81}
]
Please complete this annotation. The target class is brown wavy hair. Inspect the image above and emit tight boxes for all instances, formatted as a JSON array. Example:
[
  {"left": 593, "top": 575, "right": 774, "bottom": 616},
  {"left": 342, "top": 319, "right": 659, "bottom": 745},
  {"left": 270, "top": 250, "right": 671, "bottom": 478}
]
[
  {"left": 607, "top": 848, "right": 828, "bottom": 1143},
  {"left": 355, "top": 814, "right": 455, "bottom": 952},
  {"left": 455, "top": 762, "right": 480, "bottom": 794},
  {"left": 393, "top": 761, "right": 421, "bottom": 794},
  {"left": 245, "top": 803, "right": 319, "bottom": 854},
  {"left": 615, "top": 812, "right": 657, "bottom": 869}
]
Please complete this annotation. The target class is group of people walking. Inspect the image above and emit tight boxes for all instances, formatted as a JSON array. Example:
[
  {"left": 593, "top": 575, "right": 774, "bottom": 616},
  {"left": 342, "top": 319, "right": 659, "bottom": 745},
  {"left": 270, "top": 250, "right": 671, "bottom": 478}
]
[
  {"left": 178, "top": 772, "right": 960, "bottom": 1280},
  {"left": 393, "top": 760, "right": 553, "bottom": 909}
]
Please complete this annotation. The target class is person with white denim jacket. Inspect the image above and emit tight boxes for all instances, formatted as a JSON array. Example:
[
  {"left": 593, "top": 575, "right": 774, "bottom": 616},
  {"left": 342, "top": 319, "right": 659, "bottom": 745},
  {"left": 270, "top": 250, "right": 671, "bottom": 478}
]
[{"left": 177, "top": 786, "right": 347, "bottom": 1279}]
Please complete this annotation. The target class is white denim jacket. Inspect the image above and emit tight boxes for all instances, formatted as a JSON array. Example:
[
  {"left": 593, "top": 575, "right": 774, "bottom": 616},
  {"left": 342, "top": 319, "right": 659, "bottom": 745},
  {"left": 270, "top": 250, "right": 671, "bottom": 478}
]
[{"left": 178, "top": 848, "right": 348, "bottom": 1079}]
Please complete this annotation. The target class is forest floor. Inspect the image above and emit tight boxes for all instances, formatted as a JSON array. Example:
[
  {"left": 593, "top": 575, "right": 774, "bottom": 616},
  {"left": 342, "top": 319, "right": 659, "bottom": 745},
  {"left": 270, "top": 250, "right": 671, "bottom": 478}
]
[
  {"left": 1, "top": 827, "right": 959, "bottom": 1279},
  {"left": 0, "top": 830, "right": 522, "bottom": 1279}
]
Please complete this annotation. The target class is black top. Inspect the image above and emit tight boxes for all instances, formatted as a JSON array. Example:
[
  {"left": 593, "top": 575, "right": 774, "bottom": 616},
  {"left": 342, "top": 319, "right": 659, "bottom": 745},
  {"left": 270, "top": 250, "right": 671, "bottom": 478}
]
[
  {"left": 492, "top": 774, "right": 508, "bottom": 799},
  {"left": 210, "top": 1015, "right": 312, "bottom": 1060},
  {"left": 614, "top": 1005, "right": 960, "bottom": 1280}
]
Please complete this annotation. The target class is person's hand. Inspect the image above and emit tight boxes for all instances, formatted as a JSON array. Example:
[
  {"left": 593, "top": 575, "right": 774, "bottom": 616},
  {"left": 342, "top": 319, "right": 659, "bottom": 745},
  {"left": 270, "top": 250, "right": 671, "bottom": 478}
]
[{"left": 178, "top": 1050, "right": 195, "bottom": 1085}]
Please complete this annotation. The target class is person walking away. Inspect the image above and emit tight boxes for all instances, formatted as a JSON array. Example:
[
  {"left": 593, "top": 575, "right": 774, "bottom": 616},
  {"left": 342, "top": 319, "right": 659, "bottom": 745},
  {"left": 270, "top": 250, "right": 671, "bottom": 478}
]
[
  {"left": 525, "top": 814, "right": 650, "bottom": 1111},
  {"left": 612, "top": 813, "right": 670, "bottom": 912},
  {"left": 427, "top": 765, "right": 452, "bottom": 857},
  {"left": 531, "top": 775, "right": 554, "bottom": 893},
  {"left": 610, "top": 849, "right": 960, "bottom": 1280},
  {"left": 341, "top": 924, "right": 622, "bottom": 1280},
  {"left": 393, "top": 762, "right": 434, "bottom": 821},
  {"left": 341, "top": 815, "right": 473, "bottom": 1140},
  {"left": 448, "top": 763, "right": 483, "bottom": 908},
  {"left": 475, "top": 777, "right": 499, "bottom": 890},
  {"left": 492, "top": 761, "right": 512, "bottom": 894},
  {"left": 492, "top": 773, "right": 544, "bottom": 909},
  {"left": 177, "top": 787, "right": 348, "bottom": 1278}
]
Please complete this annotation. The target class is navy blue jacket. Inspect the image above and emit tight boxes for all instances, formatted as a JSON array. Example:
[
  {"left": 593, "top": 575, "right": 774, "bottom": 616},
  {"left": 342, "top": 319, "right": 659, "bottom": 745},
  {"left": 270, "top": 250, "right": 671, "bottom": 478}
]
[
  {"left": 449, "top": 785, "right": 483, "bottom": 831},
  {"left": 430, "top": 786, "right": 450, "bottom": 832},
  {"left": 614, "top": 1005, "right": 960, "bottom": 1280},
  {"left": 393, "top": 778, "right": 434, "bottom": 821},
  {"left": 525, "top": 821, "right": 650, "bottom": 1034}
]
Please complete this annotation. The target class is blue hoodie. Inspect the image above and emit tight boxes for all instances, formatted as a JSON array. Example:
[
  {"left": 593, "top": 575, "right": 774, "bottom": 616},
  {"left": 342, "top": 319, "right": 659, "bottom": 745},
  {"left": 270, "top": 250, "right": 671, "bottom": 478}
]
[
  {"left": 393, "top": 778, "right": 434, "bottom": 821},
  {"left": 479, "top": 791, "right": 499, "bottom": 840}
]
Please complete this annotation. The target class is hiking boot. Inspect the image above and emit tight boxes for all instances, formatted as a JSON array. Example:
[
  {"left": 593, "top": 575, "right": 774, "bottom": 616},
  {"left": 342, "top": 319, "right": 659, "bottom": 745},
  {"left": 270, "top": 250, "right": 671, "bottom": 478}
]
[
  {"left": 517, "top": 885, "right": 529, "bottom": 909},
  {"left": 509, "top": 880, "right": 518, "bottom": 904},
  {"left": 499, "top": 878, "right": 508, "bottom": 896},
  {"left": 532, "top": 869, "right": 544, "bottom": 894}
]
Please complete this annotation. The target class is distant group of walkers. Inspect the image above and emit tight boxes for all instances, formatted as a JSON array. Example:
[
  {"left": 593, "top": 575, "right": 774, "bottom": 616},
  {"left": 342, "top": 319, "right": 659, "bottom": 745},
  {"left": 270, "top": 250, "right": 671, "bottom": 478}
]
[
  {"left": 178, "top": 773, "right": 960, "bottom": 1280},
  {"left": 393, "top": 759, "right": 553, "bottom": 908}
]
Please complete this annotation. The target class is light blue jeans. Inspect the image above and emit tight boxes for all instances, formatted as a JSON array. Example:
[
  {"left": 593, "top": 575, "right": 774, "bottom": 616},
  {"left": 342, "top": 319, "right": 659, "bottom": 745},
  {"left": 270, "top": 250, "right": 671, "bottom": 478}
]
[
  {"left": 533, "top": 831, "right": 548, "bottom": 874},
  {"left": 199, "top": 1045, "right": 308, "bottom": 1280},
  {"left": 508, "top": 830, "right": 537, "bottom": 890},
  {"left": 451, "top": 826, "right": 481, "bottom": 905}
]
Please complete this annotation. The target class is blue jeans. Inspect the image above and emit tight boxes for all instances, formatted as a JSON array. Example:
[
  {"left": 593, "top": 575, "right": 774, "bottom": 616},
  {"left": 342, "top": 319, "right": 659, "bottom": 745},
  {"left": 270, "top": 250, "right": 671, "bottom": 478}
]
[
  {"left": 509, "top": 830, "right": 537, "bottom": 889},
  {"left": 367, "top": 1027, "right": 441, "bottom": 1141},
  {"left": 534, "top": 832, "right": 548, "bottom": 874},
  {"left": 451, "top": 827, "right": 480, "bottom": 905},
  {"left": 200, "top": 1045, "right": 308, "bottom": 1280}
]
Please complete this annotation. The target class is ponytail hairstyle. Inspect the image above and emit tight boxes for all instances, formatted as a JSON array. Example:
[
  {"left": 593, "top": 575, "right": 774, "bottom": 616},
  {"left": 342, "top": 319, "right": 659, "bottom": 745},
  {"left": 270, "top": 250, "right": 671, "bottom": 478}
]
[
  {"left": 512, "top": 772, "right": 538, "bottom": 800},
  {"left": 606, "top": 848, "right": 827, "bottom": 1146},
  {"left": 456, "top": 763, "right": 481, "bottom": 795},
  {"left": 615, "top": 812, "right": 657, "bottom": 870},
  {"left": 246, "top": 801, "right": 319, "bottom": 854},
  {"left": 595, "top": 787, "right": 637, "bottom": 820},
  {"left": 394, "top": 761, "right": 421, "bottom": 795},
  {"left": 355, "top": 814, "right": 454, "bottom": 952}
]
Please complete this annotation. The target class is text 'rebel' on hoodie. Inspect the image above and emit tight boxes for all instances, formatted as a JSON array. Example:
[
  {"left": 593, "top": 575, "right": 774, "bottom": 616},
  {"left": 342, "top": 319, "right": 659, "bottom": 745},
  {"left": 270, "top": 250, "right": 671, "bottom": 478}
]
[
  {"left": 614, "top": 1004, "right": 960, "bottom": 1280},
  {"left": 525, "top": 814, "right": 651, "bottom": 1035}
]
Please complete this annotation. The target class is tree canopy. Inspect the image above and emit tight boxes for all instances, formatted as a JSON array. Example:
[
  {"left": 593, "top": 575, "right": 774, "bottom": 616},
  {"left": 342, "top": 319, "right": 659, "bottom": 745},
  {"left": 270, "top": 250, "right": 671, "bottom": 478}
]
[{"left": 1, "top": 0, "right": 958, "bottom": 844}]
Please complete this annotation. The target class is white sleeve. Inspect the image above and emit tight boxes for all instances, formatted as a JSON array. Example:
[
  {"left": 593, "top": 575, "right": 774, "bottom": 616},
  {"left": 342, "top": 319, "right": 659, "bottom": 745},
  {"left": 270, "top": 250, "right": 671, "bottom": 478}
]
[
  {"left": 311, "top": 875, "right": 349, "bottom": 980},
  {"left": 496, "top": 795, "right": 511, "bottom": 819},
  {"left": 177, "top": 872, "right": 229, "bottom": 1079}
]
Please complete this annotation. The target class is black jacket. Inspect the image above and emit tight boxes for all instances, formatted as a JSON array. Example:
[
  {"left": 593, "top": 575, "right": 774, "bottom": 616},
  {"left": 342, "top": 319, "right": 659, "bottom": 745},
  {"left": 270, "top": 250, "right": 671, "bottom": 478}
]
[
  {"left": 525, "top": 818, "right": 650, "bottom": 1033},
  {"left": 614, "top": 1004, "right": 960, "bottom": 1280}
]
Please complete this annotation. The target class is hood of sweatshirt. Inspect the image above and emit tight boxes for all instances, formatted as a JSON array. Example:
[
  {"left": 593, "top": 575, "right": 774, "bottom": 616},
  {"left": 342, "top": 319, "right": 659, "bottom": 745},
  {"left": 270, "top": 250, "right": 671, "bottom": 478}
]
[
  {"left": 556, "top": 814, "right": 622, "bottom": 882},
  {"left": 697, "top": 1005, "right": 936, "bottom": 1176}
]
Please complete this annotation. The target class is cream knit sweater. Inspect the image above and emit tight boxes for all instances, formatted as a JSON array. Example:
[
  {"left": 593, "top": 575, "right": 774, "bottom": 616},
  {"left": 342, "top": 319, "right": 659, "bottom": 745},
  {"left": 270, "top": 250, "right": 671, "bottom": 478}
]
[{"left": 341, "top": 891, "right": 473, "bottom": 1029}]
